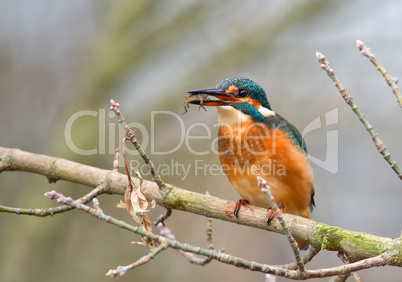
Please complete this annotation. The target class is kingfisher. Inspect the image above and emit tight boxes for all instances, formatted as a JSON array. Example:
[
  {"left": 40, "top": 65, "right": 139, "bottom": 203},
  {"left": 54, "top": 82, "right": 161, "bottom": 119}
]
[{"left": 186, "top": 77, "right": 315, "bottom": 249}]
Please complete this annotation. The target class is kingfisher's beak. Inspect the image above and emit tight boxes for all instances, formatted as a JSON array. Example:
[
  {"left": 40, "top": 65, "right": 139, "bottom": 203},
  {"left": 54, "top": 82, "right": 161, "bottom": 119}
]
[{"left": 186, "top": 88, "right": 240, "bottom": 106}]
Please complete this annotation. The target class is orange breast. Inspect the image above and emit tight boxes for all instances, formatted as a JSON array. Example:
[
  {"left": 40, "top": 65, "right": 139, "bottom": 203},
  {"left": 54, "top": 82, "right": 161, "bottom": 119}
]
[{"left": 218, "top": 119, "right": 313, "bottom": 219}]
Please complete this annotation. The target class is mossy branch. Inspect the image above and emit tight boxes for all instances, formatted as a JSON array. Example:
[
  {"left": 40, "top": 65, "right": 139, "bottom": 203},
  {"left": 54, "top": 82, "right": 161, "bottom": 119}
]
[{"left": 1, "top": 146, "right": 401, "bottom": 267}]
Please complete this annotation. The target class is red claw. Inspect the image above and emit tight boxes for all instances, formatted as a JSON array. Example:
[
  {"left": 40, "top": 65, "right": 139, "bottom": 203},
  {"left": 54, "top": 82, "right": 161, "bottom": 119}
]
[
  {"left": 234, "top": 199, "right": 249, "bottom": 218},
  {"left": 267, "top": 204, "right": 285, "bottom": 225}
]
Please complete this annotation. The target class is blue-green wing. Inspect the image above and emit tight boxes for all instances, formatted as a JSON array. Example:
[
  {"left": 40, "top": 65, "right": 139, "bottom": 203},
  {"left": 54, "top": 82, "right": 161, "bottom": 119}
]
[{"left": 264, "top": 114, "right": 308, "bottom": 155}]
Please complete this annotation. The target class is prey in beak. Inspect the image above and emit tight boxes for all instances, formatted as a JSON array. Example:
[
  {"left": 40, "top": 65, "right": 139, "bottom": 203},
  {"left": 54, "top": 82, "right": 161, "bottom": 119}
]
[{"left": 183, "top": 87, "right": 241, "bottom": 114}]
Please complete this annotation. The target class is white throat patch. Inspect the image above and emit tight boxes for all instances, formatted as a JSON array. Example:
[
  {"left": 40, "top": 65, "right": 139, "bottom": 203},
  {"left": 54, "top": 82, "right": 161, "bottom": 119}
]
[
  {"left": 216, "top": 106, "right": 248, "bottom": 124},
  {"left": 216, "top": 105, "right": 275, "bottom": 124}
]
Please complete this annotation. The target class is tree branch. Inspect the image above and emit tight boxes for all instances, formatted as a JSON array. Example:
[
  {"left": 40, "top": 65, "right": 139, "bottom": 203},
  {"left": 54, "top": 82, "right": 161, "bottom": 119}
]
[
  {"left": 45, "top": 190, "right": 396, "bottom": 279},
  {"left": 1, "top": 146, "right": 401, "bottom": 266}
]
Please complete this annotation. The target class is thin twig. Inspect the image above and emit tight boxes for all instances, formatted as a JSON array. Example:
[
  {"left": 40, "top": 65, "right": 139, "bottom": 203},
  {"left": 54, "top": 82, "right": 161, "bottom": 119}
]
[
  {"left": 356, "top": 40, "right": 402, "bottom": 109},
  {"left": 258, "top": 177, "right": 306, "bottom": 276},
  {"left": 276, "top": 246, "right": 320, "bottom": 270},
  {"left": 337, "top": 252, "right": 362, "bottom": 282},
  {"left": 205, "top": 191, "right": 216, "bottom": 252},
  {"left": 316, "top": 51, "right": 402, "bottom": 180},
  {"left": 206, "top": 217, "right": 214, "bottom": 250},
  {"left": 92, "top": 198, "right": 103, "bottom": 213},
  {"left": 112, "top": 147, "right": 120, "bottom": 172},
  {"left": 106, "top": 240, "right": 169, "bottom": 277},
  {"left": 44, "top": 190, "right": 395, "bottom": 279},
  {"left": 110, "top": 99, "right": 166, "bottom": 191},
  {"left": 157, "top": 219, "right": 218, "bottom": 266},
  {"left": 153, "top": 207, "right": 172, "bottom": 226},
  {"left": 0, "top": 184, "right": 106, "bottom": 217}
]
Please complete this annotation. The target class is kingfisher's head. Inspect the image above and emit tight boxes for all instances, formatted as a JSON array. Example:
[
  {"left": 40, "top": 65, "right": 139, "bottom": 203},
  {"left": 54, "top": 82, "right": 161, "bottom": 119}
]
[{"left": 187, "top": 77, "right": 275, "bottom": 123}]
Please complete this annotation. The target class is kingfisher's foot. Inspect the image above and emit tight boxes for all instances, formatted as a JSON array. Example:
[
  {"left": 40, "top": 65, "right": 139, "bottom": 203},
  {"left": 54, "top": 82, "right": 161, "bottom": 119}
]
[
  {"left": 234, "top": 199, "right": 249, "bottom": 218},
  {"left": 267, "top": 204, "right": 285, "bottom": 225}
]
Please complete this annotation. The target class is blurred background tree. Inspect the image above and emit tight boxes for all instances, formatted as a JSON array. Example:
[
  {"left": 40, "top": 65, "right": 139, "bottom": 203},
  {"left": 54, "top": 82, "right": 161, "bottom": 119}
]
[{"left": 0, "top": 1, "right": 401, "bottom": 281}]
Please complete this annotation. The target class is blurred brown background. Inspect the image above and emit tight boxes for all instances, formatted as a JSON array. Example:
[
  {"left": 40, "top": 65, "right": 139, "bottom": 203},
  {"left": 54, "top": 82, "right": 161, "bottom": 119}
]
[{"left": 0, "top": 1, "right": 401, "bottom": 281}]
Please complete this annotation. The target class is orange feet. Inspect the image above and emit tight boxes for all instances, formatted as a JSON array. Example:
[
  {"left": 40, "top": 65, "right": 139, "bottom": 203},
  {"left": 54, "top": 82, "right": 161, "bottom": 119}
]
[
  {"left": 267, "top": 204, "right": 285, "bottom": 225},
  {"left": 234, "top": 199, "right": 249, "bottom": 218}
]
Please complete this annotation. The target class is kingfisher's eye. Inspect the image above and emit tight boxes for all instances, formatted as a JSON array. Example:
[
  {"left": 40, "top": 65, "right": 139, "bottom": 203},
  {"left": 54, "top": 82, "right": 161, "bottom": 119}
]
[{"left": 239, "top": 89, "right": 248, "bottom": 97}]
